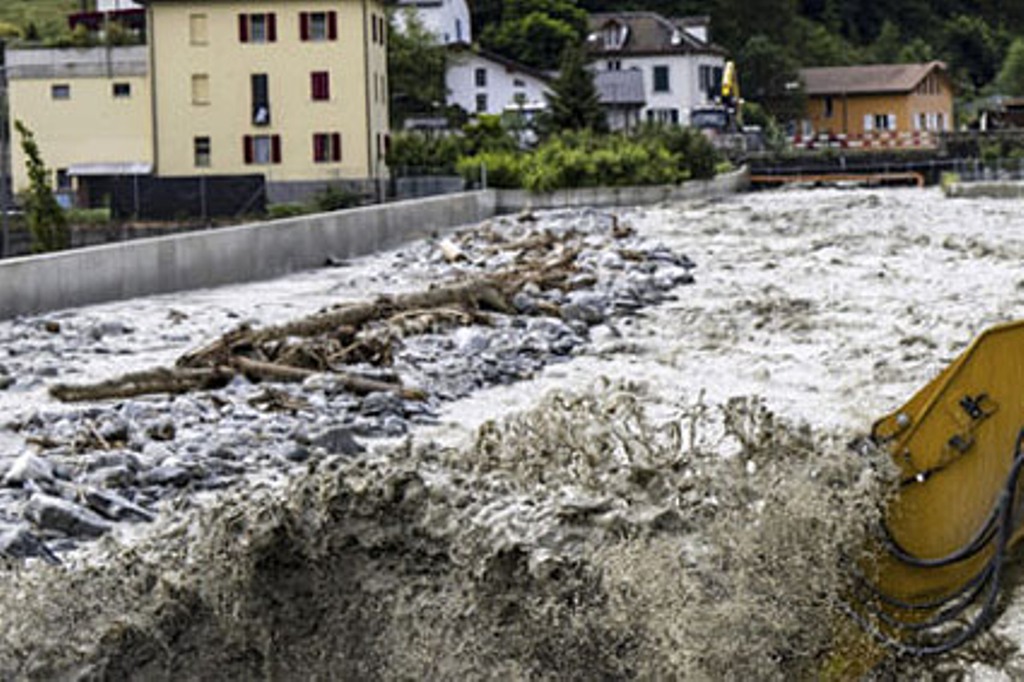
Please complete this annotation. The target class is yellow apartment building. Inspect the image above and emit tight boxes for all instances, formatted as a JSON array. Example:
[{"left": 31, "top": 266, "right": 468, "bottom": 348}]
[
  {"left": 6, "top": 46, "right": 153, "bottom": 197},
  {"left": 144, "top": 0, "right": 389, "bottom": 201},
  {"left": 6, "top": 0, "right": 389, "bottom": 204},
  {"left": 799, "top": 62, "right": 953, "bottom": 146}
]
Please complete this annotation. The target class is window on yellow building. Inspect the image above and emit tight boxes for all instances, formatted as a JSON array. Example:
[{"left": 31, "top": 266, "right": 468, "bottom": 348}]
[
  {"left": 191, "top": 74, "right": 210, "bottom": 105},
  {"left": 51, "top": 84, "right": 70, "bottom": 100},
  {"left": 311, "top": 71, "right": 330, "bottom": 101},
  {"left": 112, "top": 82, "right": 131, "bottom": 98},
  {"left": 194, "top": 136, "right": 211, "bottom": 167},
  {"left": 244, "top": 134, "right": 281, "bottom": 164},
  {"left": 239, "top": 13, "right": 276, "bottom": 43},
  {"left": 313, "top": 133, "right": 342, "bottom": 162},
  {"left": 300, "top": 11, "right": 337, "bottom": 41},
  {"left": 190, "top": 14, "right": 208, "bottom": 44}
]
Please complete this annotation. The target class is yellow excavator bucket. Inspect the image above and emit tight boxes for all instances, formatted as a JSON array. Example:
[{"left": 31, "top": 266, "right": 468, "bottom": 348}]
[{"left": 842, "top": 320, "right": 1024, "bottom": 664}]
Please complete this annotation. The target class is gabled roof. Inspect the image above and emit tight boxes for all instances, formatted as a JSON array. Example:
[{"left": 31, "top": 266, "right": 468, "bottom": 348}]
[
  {"left": 447, "top": 43, "right": 552, "bottom": 83},
  {"left": 595, "top": 69, "right": 645, "bottom": 105},
  {"left": 800, "top": 61, "right": 949, "bottom": 96},
  {"left": 587, "top": 12, "right": 727, "bottom": 57}
]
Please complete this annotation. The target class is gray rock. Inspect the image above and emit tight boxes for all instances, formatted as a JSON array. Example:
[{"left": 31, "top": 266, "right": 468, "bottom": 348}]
[
  {"left": 0, "top": 524, "right": 60, "bottom": 565},
  {"left": 140, "top": 465, "right": 193, "bottom": 488},
  {"left": 145, "top": 418, "right": 176, "bottom": 442},
  {"left": 25, "top": 494, "right": 112, "bottom": 538},
  {"left": 86, "top": 450, "right": 141, "bottom": 472},
  {"left": 82, "top": 488, "right": 156, "bottom": 523},
  {"left": 84, "top": 465, "right": 135, "bottom": 489},
  {"left": 4, "top": 453, "right": 54, "bottom": 488},
  {"left": 511, "top": 292, "right": 538, "bottom": 315},
  {"left": 97, "top": 416, "right": 131, "bottom": 444},
  {"left": 310, "top": 427, "right": 364, "bottom": 456},
  {"left": 284, "top": 446, "right": 311, "bottom": 463},
  {"left": 360, "top": 391, "right": 404, "bottom": 417},
  {"left": 453, "top": 327, "right": 490, "bottom": 355}
]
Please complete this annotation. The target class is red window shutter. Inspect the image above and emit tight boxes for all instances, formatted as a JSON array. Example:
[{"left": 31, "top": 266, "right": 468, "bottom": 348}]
[
  {"left": 267, "top": 13, "right": 277, "bottom": 42},
  {"left": 332, "top": 133, "right": 342, "bottom": 161},
  {"left": 271, "top": 135, "right": 282, "bottom": 163},
  {"left": 371, "top": 15, "right": 377, "bottom": 43},
  {"left": 328, "top": 12, "right": 337, "bottom": 40},
  {"left": 312, "top": 134, "right": 320, "bottom": 162},
  {"left": 323, "top": 72, "right": 330, "bottom": 100},
  {"left": 243, "top": 136, "right": 253, "bottom": 164},
  {"left": 300, "top": 12, "right": 309, "bottom": 41},
  {"left": 239, "top": 14, "right": 249, "bottom": 43}
]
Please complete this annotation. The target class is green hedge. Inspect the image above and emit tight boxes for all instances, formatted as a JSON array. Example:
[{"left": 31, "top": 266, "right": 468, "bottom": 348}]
[{"left": 457, "top": 127, "right": 719, "bottom": 192}]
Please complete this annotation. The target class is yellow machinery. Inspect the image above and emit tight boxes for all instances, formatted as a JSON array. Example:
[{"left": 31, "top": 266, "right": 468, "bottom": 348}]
[{"left": 845, "top": 320, "right": 1024, "bottom": 658}]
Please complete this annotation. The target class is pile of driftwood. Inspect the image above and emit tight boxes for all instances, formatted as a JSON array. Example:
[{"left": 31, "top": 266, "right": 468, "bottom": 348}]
[{"left": 50, "top": 219, "right": 634, "bottom": 404}]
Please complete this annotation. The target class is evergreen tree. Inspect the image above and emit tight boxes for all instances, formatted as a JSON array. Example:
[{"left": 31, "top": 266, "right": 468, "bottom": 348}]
[
  {"left": 14, "top": 120, "right": 68, "bottom": 253},
  {"left": 997, "top": 38, "right": 1024, "bottom": 96},
  {"left": 545, "top": 46, "right": 608, "bottom": 134},
  {"left": 871, "top": 21, "right": 902, "bottom": 63}
]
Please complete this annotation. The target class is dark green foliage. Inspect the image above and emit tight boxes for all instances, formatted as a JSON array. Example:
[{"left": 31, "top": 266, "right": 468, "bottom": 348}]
[
  {"left": 737, "top": 35, "right": 806, "bottom": 124},
  {"left": 939, "top": 14, "right": 1006, "bottom": 94},
  {"left": 14, "top": 120, "right": 68, "bottom": 254},
  {"left": 388, "top": 9, "right": 446, "bottom": 128},
  {"left": 387, "top": 115, "right": 520, "bottom": 173},
  {"left": 456, "top": 127, "right": 722, "bottom": 192},
  {"left": 312, "top": 185, "right": 363, "bottom": 212},
  {"left": 997, "top": 38, "right": 1024, "bottom": 96},
  {"left": 545, "top": 46, "right": 608, "bottom": 134},
  {"left": 478, "top": 0, "right": 587, "bottom": 71}
]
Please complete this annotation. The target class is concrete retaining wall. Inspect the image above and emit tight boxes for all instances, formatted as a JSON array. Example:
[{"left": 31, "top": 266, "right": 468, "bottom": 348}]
[
  {"left": 0, "top": 168, "right": 748, "bottom": 320},
  {"left": 0, "top": 191, "right": 496, "bottom": 319},
  {"left": 945, "top": 181, "right": 1024, "bottom": 199},
  {"left": 494, "top": 166, "right": 750, "bottom": 212}
]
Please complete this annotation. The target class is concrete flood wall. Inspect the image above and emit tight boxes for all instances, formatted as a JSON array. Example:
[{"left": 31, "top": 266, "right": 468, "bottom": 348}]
[
  {"left": 494, "top": 167, "right": 750, "bottom": 212},
  {"left": 0, "top": 169, "right": 747, "bottom": 320},
  {"left": 945, "top": 180, "right": 1024, "bottom": 199},
  {"left": 0, "top": 191, "right": 496, "bottom": 320}
]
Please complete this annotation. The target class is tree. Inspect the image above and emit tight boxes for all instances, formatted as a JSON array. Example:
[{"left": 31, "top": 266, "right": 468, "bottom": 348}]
[
  {"left": 736, "top": 35, "right": 805, "bottom": 124},
  {"left": 544, "top": 46, "right": 608, "bottom": 134},
  {"left": 14, "top": 120, "right": 69, "bottom": 253},
  {"left": 479, "top": 0, "right": 587, "bottom": 71},
  {"left": 898, "top": 38, "right": 935, "bottom": 64},
  {"left": 939, "top": 14, "right": 1005, "bottom": 93},
  {"left": 997, "top": 38, "right": 1024, "bottom": 96},
  {"left": 871, "top": 20, "right": 902, "bottom": 63},
  {"left": 387, "top": 9, "right": 446, "bottom": 128}
]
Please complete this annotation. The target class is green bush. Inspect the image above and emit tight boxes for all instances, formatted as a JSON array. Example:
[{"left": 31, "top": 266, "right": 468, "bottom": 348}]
[
  {"left": 313, "top": 185, "right": 363, "bottom": 212},
  {"left": 457, "top": 151, "right": 524, "bottom": 188},
  {"left": 267, "top": 203, "right": 309, "bottom": 220},
  {"left": 66, "top": 207, "right": 110, "bottom": 225},
  {"left": 455, "top": 127, "right": 720, "bottom": 192}
]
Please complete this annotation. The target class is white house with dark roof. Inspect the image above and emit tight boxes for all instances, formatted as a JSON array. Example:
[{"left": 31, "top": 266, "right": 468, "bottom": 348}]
[
  {"left": 446, "top": 43, "right": 550, "bottom": 117},
  {"left": 587, "top": 12, "right": 727, "bottom": 126},
  {"left": 393, "top": 0, "right": 470, "bottom": 44}
]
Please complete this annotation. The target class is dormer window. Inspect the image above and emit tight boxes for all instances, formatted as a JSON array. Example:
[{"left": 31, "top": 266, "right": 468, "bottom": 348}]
[{"left": 602, "top": 22, "right": 628, "bottom": 50}]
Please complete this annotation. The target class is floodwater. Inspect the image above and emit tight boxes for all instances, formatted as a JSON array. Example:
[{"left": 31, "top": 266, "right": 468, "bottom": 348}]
[{"left": 2, "top": 187, "right": 1024, "bottom": 678}]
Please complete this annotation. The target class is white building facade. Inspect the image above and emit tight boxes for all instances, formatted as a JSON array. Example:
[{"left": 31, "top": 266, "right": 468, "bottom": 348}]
[
  {"left": 96, "top": 0, "right": 143, "bottom": 10},
  {"left": 588, "top": 12, "right": 727, "bottom": 127},
  {"left": 393, "top": 0, "right": 470, "bottom": 45},
  {"left": 446, "top": 45, "right": 550, "bottom": 117}
]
